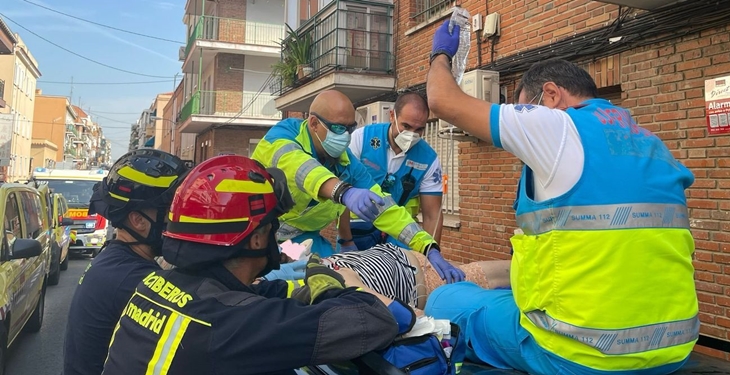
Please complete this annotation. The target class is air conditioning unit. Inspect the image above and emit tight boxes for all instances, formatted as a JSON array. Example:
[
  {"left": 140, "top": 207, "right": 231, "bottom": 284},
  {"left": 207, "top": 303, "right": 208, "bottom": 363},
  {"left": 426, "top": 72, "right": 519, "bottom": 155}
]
[
  {"left": 178, "top": 46, "right": 186, "bottom": 62},
  {"left": 355, "top": 101, "right": 394, "bottom": 129},
  {"left": 438, "top": 69, "right": 500, "bottom": 141}
]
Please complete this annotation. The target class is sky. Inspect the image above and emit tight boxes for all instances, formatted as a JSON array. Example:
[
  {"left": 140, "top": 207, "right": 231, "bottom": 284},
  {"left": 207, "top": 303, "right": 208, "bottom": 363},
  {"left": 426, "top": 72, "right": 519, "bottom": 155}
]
[{"left": 2, "top": 0, "right": 186, "bottom": 160}]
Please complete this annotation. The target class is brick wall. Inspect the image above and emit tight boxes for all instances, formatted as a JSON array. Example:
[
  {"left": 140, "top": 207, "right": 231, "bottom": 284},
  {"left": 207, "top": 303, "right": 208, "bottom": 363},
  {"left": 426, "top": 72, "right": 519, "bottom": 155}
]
[
  {"left": 395, "top": 0, "right": 730, "bottom": 357},
  {"left": 395, "top": 0, "right": 621, "bottom": 87},
  {"left": 217, "top": 0, "right": 247, "bottom": 43},
  {"left": 211, "top": 127, "right": 268, "bottom": 156},
  {"left": 214, "top": 54, "right": 245, "bottom": 114}
]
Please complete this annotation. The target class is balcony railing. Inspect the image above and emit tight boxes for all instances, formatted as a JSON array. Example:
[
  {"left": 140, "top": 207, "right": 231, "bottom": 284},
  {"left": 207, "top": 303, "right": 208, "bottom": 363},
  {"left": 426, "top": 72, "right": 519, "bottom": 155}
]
[
  {"left": 274, "top": 0, "right": 394, "bottom": 95},
  {"left": 65, "top": 124, "right": 79, "bottom": 138},
  {"left": 0, "top": 79, "right": 4, "bottom": 100},
  {"left": 179, "top": 90, "right": 281, "bottom": 123},
  {"left": 185, "top": 16, "right": 285, "bottom": 56},
  {"left": 64, "top": 146, "right": 77, "bottom": 157}
]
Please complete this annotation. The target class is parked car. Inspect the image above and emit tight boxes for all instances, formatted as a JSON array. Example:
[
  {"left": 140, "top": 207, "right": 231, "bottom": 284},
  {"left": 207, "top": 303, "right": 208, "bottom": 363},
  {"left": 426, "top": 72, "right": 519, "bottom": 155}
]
[
  {"left": 0, "top": 183, "right": 51, "bottom": 374},
  {"left": 52, "top": 193, "right": 72, "bottom": 272},
  {"left": 27, "top": 183, "right": 73, "bottom": 286}
]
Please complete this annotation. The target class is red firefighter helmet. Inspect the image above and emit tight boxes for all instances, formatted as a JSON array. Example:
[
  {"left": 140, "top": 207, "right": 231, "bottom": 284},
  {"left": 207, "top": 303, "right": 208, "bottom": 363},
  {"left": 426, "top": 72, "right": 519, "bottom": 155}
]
[{"left": 164, "top": 155, "right": 294, "bottom": 247}]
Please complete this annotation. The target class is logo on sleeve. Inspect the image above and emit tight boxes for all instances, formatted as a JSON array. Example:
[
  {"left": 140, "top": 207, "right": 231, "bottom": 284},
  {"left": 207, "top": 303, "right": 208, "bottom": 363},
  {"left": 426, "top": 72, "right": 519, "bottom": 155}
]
[
  {"left": 433, "top": 168, "right": 443, "bottom": 184},
  {"left": 370, "top": 137, "right": 381, "bottom": 150},
  {"left": 514, "top": 104, "right": 538, "bottom": 113}
]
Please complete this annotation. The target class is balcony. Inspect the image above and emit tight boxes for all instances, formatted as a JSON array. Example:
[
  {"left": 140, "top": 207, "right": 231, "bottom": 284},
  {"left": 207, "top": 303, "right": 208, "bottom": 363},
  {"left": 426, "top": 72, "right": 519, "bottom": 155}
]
[
  {"left": 182, "top": 16, "right": 284, "bottom": 72},
  {"left": 65, "top": 124, "right": 79, "bottom": 138},
  {"left": 0, "top": 79, "right": 5, "bottom": 108},
  {"left": 273, "top": 0, "right": 395, "bottom": 112},
  {"left": 178, "top": 90, "right": 281, "bottom": 134},
  {"left": 64, "top": 146, "right": 77, "bottom": 157}
]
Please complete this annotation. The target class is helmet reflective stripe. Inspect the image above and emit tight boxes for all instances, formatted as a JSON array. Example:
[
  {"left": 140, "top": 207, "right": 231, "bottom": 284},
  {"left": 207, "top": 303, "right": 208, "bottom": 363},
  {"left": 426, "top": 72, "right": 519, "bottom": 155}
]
[
  {"left": 170, "top": 212, "right": 250, "bottom": 224},
  {"left": 214, "top": 179, "right": 274, "bottom": 194},
  {"left": 116, "top": 166, "right": 179, "bottom": 188}
]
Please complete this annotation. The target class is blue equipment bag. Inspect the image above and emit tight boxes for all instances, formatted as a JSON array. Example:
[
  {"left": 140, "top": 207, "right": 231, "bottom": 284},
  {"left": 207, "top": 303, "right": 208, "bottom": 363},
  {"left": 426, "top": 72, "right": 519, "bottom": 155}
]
[{"left": 377, "top": 323, "right": 465, "bottom": 375}]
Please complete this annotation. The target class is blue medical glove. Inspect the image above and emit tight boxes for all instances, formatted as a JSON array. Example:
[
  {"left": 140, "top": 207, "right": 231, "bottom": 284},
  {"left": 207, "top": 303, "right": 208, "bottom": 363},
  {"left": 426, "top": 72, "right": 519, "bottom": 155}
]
[
  {"left": 262, "top": 259, "right": 307, "bottom": 281},
  {"left": 342, "top": 188, "right": 385, "bottom": 222},
  {"left": 340, "top": 242, "right": 358, "bottom": 252},
  {"left": 431, "top": 20, "right": 460, "bottom": 62},
  {"left": 427, "top": 246, "right": 465, "bottom": 284}
]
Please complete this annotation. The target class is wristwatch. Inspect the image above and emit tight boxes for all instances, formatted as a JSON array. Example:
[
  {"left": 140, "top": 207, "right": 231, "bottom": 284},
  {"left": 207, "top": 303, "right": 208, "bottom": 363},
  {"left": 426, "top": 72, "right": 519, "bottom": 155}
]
[{"left": 337, "top": 238, "right": 353, "bottom": 245}]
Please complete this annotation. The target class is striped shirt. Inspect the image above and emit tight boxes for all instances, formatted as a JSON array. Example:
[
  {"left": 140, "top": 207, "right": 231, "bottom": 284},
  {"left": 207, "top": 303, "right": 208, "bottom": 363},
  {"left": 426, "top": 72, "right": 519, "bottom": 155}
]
[{"left": 322, "top": 243, "right": 418, "bottom": 306}]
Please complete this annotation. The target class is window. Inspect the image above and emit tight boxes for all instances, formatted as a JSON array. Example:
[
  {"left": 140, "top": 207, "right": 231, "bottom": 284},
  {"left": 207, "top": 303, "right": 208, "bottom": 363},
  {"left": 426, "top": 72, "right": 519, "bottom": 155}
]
[
  {"left": 3, "top": 193, "right": 23, "bottom": 257},
  {"left": 412, "top": 0, "right": 451, "bottom": 24},
  {"left": 20, "top": 192, "right": 44, "bottom": 239},
  {"left": 423, "top": 119, "right": 460, "bottom": 215}
]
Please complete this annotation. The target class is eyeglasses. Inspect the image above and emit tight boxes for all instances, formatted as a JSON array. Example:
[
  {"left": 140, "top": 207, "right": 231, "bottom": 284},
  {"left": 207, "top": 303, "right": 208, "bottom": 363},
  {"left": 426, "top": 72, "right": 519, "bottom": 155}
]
[{"left": 311, "top": 112, "right": 357, "bottom": 135}]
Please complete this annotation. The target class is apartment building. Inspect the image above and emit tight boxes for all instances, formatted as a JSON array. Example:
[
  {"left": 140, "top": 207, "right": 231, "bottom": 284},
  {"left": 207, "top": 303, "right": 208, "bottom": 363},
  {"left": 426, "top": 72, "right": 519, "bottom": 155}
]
[
  {"left": 162, "top": 78, "right": 196, "bottom": 160},
  {"left": 0, "top": 34, "right": 41, "bottom": 182},
  {"left": 32, "top": 93, "right": 78, "bottom": 165},
  {"left": 0, "top": 17, "right": 15, "bottom": 110},
  {"left": 130, "top": 92, "right": 172, "bottom": 152},
  {"left": 178, "top": 0, "right": 285, "bottom": 163}
]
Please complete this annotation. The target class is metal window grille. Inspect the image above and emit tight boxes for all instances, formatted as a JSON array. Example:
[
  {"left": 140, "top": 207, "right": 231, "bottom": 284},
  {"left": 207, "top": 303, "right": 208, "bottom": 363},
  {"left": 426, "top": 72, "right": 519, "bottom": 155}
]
[
  {"left": 423, "top": 119, "right": 460, "bottom": 214},
  {"left": 412, "top": 0, "right": 452, "bottom": 24}
]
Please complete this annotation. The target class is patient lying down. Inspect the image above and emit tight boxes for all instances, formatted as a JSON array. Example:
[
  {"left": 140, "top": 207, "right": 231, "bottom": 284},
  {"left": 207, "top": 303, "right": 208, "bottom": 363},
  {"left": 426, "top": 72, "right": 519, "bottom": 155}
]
[{"left": 289, "top": 243, "right": 510, "bottom": 310}]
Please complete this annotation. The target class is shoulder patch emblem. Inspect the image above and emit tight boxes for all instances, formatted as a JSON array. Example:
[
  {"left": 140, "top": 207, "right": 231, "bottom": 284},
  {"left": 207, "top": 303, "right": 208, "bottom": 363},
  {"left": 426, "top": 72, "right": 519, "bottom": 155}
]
[
  {"left": 370, "top": 137, "right": 381, "bottom": 150},
  {"left": 513, "top": 104, "right": 538, "bottom": 113}
]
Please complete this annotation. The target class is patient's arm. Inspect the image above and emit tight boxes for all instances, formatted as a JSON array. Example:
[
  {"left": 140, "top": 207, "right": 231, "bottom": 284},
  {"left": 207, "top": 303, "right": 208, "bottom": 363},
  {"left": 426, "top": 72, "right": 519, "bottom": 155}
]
[{"left": 471, "top": 260, "right": 510, "bottom": 289}]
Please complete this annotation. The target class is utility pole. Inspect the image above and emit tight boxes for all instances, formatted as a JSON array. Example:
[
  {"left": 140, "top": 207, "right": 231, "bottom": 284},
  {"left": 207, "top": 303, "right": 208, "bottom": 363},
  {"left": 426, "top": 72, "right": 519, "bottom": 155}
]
[{"left": 69, "top": 76, "right": 74, "bottom": 102}]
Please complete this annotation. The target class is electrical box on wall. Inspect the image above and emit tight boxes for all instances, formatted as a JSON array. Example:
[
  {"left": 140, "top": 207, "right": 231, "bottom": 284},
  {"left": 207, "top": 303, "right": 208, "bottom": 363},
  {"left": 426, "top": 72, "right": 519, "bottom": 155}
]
[
  {"left": 439, "top": 70, "right": 500, "bottom": 141},
  {"left": 483, "top": 13, "right": 500, "bottom": 38},
  {"left": 472, "top": 13, "right": 482, "bottom": 31},
  {"left": 356, "top": 101, "right": 394, "bottom": 128}
]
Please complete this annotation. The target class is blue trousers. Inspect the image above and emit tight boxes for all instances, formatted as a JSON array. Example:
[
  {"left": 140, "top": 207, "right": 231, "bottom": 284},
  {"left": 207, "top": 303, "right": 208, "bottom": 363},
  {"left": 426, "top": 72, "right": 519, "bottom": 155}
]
[{"left": 425, "top": 283, "right": 688, "bottom": 375}]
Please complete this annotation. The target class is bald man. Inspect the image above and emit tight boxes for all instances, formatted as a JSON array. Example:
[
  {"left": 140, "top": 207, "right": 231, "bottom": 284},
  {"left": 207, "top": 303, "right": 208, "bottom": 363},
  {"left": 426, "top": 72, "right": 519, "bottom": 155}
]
[
  {"left": 338, "top": 92, "right": 444, "bottom": 252},
  {"left": 252, "top": 90, "right": 464, "bottom": 283}
]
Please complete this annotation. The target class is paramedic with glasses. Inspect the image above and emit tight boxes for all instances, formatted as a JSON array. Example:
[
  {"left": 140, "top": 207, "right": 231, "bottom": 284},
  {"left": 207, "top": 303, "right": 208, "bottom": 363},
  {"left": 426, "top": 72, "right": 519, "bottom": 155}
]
[
  {"left": 252, "top": 90, "right": 464, "bottom": 283},
  {"left": 338, "top": 92, "right": 445, "bottom": 252}
]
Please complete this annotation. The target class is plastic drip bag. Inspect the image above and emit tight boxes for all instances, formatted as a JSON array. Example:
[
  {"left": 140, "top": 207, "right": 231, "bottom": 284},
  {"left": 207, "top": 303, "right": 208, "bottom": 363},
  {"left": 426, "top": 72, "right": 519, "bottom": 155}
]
[
  {"left": 402, "top": 316, "right": 452, "bottom": 340},
  {"left": 449, "top": 7, "right": 471, "bottom": 84}
]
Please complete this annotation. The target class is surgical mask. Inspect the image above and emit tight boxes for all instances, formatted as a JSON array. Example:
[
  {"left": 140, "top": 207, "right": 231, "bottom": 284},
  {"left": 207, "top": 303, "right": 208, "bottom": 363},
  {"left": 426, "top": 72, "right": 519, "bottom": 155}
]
[
  {"left": 315, "top": 127, "right": 351, "bottom": 158},
  {"left": 393, "top": 113, "right": 421, "bottom": 152}
]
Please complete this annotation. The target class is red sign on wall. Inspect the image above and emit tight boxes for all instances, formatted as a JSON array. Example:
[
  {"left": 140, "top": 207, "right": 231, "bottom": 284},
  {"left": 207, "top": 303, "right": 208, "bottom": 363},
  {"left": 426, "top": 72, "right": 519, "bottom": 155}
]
[{"left": 705, "top": 75, "right": 730, "bottom": 135}]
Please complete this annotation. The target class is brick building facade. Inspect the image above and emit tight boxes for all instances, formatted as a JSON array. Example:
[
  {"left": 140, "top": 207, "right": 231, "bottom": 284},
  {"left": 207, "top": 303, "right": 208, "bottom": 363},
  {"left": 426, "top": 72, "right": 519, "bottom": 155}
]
[{"left": 321, "top": 0, "right": 730, "bottom": 358}]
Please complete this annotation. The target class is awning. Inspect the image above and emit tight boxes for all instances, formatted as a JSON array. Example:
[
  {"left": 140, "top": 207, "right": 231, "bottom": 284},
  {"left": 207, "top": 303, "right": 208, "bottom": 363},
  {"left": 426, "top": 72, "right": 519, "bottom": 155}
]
[{"left": 144, "top": 136, "right": 155, "bottom": 148}]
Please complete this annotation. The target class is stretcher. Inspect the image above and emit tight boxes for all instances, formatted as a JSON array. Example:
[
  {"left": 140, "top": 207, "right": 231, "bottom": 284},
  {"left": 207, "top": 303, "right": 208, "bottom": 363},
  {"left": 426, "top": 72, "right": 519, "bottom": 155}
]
[{"left": 296, "top": 351, "right": 730, "bottom": 375}]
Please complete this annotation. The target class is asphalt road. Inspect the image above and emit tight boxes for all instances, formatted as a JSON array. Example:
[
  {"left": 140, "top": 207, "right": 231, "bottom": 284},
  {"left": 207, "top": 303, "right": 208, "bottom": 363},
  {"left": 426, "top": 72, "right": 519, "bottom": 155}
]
[{"left": 7, "top": 257, "right": 90, "bottom": 375}]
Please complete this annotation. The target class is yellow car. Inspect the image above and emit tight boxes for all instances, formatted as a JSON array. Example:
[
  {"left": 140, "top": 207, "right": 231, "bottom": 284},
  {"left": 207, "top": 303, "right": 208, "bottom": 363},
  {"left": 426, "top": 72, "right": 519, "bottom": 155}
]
[
  {"left": 0, "top": 184, "right": 51, "bottom": 369},
  {"left": 29, "top": 183, "right": 73, "bottom": 286}
]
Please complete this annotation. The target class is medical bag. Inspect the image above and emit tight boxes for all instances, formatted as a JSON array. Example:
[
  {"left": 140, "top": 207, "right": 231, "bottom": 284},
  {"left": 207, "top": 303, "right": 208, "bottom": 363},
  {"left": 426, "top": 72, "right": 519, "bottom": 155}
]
[{"left": 377, "top": 323, "right": 465, "bottom": 375}]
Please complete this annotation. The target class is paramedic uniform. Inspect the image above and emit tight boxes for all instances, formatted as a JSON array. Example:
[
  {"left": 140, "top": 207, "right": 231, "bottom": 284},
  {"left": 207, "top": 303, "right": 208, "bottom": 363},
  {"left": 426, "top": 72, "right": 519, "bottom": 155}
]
[
  {"left": 103, "top": 264, "right": 411, "bottom": 374},
  {"left": 348, "top": 123, "right": 443, "bottom": 250},
  {"left": 426, "top": 99, "right": 698, "bottom": 375},
  {"left": 252, "top": 118, "right": 438, "bottom": 257}
]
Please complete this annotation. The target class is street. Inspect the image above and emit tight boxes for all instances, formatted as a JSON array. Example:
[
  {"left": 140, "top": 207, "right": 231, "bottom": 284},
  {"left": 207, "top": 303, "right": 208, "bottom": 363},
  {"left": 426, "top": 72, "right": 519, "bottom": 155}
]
[{"left": 7, "top": 257, "right": 89, "bottom": 375}]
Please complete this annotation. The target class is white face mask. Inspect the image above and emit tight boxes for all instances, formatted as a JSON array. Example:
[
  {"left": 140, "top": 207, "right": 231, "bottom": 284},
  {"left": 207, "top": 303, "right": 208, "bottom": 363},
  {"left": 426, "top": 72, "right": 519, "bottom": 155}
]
[{"left": 393, "top": 113, "right": 421, "bottom": 152}]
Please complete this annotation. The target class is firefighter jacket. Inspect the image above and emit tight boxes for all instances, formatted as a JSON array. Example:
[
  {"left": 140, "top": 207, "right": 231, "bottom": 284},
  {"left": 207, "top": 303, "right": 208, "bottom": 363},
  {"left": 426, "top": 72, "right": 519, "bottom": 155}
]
[{"left": 102, "top": 264, "right": 403, "bottom": 375}]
